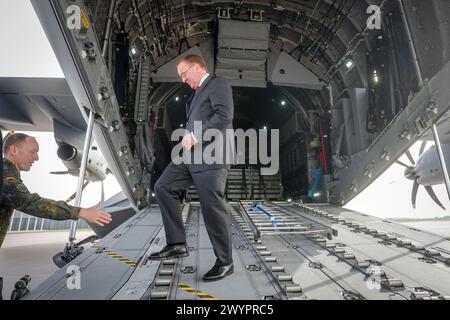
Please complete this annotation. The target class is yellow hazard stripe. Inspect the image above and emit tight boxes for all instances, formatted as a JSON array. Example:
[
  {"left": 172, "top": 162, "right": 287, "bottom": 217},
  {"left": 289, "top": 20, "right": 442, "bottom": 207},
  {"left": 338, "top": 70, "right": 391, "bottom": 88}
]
[
  {"left": 178, "top": 283, "right": 218, "bottom": 300},
  {"left": 81, "top": 9, "right": 90, "bottom": 29},
  {"left": 105, "top": 251, "right": 137, "bottom": 267}
]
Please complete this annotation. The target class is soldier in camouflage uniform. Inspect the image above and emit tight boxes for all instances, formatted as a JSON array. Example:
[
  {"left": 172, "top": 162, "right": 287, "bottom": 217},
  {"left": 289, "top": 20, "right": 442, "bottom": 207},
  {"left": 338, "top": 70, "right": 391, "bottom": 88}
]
[{"left": 0, "top": 133, "right": 112, "bottom": 248}]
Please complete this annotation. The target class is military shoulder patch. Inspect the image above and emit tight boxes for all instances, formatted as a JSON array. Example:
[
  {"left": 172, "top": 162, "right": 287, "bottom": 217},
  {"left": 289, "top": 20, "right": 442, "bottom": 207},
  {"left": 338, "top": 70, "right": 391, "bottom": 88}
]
[{"left": 14, "top": 182, "right": 29, "bottom": 194}]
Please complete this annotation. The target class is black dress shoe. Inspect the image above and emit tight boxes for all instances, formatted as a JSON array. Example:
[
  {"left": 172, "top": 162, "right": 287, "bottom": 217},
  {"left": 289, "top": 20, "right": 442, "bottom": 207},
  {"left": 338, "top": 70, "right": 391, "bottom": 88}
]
[
  {"left": 147, "top": 244, "right": 189, "bottom": 260},
  {"left": 203, "top": 263, "right": 234, "bottom": 282}
]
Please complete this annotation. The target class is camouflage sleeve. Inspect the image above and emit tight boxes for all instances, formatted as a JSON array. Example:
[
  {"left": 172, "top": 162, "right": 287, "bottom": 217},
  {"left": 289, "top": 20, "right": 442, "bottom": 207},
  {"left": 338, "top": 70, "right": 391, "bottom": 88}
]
[{"left": 4, "top": 177, "right": 80, "bottom": 221}]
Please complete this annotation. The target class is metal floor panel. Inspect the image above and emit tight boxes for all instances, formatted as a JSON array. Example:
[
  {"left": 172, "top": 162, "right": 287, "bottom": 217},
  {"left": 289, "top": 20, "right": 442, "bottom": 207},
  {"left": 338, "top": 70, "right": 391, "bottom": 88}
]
[
  {"left": 321, "top": 205, "right": 450, "bottom": 253},
  {"left": 251, "top": 228, "right": 395, "bottom": 300},
  {"left": 20, "top": 201, "right": 450, "bottom": 300},
  {"left": 282, "top": 235, "right": 404, "bottom": 300},
  {"left": 24, "top": 207, "right": 163, "bottom": 300},
  {"left": 291, "top": 204, "right": 450, "bottom": 298},
  {"left": 259, "top": 236, "right": 344, "bottom": 300},
  {"left": 171, "top": 204, "right": 280, "bottom": 300}
]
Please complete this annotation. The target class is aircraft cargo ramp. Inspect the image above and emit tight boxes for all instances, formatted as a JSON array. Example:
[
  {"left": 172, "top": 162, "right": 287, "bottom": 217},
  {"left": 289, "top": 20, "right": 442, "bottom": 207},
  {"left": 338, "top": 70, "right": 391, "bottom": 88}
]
[{"left": 23, "top": 201, "right": 450, "bottom": 300}]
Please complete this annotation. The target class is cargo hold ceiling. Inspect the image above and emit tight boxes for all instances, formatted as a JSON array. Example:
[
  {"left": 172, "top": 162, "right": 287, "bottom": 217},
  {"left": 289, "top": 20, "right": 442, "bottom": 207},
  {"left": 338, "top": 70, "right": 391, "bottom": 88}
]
[{"left": 88, "top": 0, "right": 381, "bottom": 92}]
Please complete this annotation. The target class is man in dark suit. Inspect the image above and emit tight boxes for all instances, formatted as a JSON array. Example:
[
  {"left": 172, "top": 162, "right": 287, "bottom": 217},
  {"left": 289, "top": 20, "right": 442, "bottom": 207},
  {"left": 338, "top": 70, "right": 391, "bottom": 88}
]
[{"left": 149, "top": 55, "right": 235, "bottom": 282}]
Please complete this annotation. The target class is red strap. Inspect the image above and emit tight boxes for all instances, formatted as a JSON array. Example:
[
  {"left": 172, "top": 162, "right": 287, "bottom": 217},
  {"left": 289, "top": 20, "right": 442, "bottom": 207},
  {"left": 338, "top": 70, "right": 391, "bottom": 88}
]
[{"left": 319, "top": 119, "right": 328, "bottom": 175}]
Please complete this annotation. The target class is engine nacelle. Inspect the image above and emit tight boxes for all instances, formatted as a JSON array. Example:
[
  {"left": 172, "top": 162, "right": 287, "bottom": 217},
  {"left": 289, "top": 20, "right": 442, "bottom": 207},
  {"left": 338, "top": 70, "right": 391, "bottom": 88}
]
[
  {"left": 56, "top": 142, "right": 108, "bottom": 182},
  {"left": 415, "top": 144, "right": 450, "bottom": 187}
]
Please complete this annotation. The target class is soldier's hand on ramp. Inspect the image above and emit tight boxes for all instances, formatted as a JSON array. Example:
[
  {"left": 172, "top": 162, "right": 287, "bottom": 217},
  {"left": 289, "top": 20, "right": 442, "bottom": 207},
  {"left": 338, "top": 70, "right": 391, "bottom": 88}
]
[{"left": 79, "top": 203, "right": 112, "bottom": 227}]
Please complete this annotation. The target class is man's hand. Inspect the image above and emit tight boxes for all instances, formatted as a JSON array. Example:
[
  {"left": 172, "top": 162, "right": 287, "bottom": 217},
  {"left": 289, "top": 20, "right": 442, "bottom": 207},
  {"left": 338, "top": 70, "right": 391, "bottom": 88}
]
[
  {"left": 182, "top": 132, "right": 198, "bottom": 150},
  {"left": 79, "top": 204, "right": 112, "bottom": 227}
]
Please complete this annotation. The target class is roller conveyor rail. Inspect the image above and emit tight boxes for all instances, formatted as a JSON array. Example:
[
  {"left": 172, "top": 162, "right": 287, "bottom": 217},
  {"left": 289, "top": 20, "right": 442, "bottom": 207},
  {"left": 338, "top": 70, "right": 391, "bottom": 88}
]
[
  {"left": 238, "top": 201, "right": 338, "bottom": 242},
  {"left": 295, "top": 202, "right": 450, "bottom": 267},
  {"left": 20, "top": 200, "right": 450, "bottom": 300}
]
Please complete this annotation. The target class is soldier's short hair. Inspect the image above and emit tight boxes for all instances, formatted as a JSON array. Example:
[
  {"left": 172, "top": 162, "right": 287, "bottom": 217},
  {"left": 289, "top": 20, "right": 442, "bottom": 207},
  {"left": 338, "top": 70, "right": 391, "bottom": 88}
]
[
  {"left": 178, "top": 55, "right": 208, "bottom": 72},
  {"left": 3, "top": 133, "right": 32, "bottom": 155}
]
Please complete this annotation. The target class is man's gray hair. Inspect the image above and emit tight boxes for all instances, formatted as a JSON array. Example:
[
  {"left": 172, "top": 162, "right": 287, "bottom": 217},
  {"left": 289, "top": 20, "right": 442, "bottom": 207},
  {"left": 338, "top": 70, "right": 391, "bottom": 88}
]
[
  {"left": 3, "top": 133, "right": 32, "bottom": 155},
  {"left": 178, "top": 54, "right": 208, "bottom": 72}
]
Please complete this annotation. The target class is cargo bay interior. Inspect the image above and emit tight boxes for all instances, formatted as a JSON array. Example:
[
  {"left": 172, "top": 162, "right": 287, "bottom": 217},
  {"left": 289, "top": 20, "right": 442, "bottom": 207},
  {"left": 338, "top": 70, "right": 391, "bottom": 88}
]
[
  {"left": 80, "top": 0, "right": 450, "bottom": 206},
  {"left": 1, "top": 0, "right": 450, "bottom": 300}
]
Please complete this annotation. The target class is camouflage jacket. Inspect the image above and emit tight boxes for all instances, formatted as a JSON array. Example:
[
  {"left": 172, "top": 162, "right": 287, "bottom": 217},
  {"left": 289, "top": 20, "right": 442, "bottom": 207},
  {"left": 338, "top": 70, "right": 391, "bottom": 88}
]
[{"left": 0, "top": 159, "right": 80, "bottom": 247}]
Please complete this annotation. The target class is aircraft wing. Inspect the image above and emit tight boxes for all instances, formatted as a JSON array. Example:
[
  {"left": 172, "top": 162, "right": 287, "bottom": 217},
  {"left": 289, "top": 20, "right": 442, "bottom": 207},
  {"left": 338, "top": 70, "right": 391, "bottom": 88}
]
[{"left": 0, "top": 77, "right": 85, "bottom": 132}]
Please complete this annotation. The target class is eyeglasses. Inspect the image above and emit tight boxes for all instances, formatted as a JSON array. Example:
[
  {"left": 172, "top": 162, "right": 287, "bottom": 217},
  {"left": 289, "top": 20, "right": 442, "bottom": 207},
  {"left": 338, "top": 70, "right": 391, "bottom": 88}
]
[{"left": 178, "top": 64, "right": 195, "bottom": 79}]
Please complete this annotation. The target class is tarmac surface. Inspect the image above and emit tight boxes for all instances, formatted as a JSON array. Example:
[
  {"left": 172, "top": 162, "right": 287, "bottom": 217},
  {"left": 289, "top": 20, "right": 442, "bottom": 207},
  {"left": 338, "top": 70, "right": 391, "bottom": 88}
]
[{"left": 0, "top": 230, "right": 94, "bottom": 300}]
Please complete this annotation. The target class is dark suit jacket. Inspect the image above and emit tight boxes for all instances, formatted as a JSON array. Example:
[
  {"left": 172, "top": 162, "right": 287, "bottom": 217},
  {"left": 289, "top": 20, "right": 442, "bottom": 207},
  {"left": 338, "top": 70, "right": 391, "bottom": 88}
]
[{"left": 185, "top": 75, "right": 235, "bottom": 172}]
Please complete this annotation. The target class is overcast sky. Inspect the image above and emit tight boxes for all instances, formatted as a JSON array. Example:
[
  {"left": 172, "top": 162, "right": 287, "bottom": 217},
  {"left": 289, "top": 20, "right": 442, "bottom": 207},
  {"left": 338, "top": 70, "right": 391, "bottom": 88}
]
[
  {"left": 0, "top": 0, "right": 64, "bottom": 78},
  {"left": 0, "top": 0, "right": 120, "bottom": 208},
  {"left": 1, "top": 0, "right": 449, "bottom": 218}
]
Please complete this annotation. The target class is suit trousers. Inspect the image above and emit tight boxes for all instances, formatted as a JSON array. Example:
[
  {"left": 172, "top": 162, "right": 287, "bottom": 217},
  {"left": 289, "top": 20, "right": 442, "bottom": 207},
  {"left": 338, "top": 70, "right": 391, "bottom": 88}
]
[{"left": 154, "top": 163, "right": 232, "bottom": 266}]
